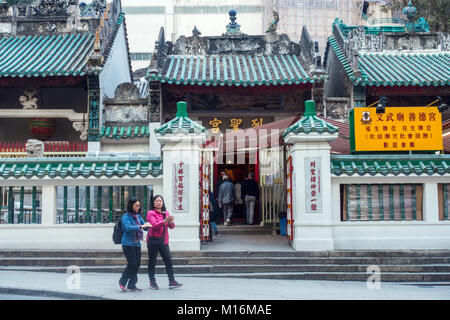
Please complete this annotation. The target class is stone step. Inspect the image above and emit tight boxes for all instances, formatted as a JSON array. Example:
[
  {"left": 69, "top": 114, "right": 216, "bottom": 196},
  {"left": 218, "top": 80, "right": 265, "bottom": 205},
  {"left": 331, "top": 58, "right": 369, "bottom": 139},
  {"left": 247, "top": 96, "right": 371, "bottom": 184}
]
[
  {"left": 216, "top": 225, "right": 275, "bottom": 235},
  {"left": 179, "top": 272, "right": 450, "bottom": 282},
  {"left": 1, "top": 250, "right": 450, "bottom": 258},
  {"left": 1, "top": 266, "right": 449, "bottom": 282},
  {"left": 1, "top": 256, "right": 450, "bottom": 266},
  {"left": 2, "top": 263, "right": 450, "bottom": 273}
]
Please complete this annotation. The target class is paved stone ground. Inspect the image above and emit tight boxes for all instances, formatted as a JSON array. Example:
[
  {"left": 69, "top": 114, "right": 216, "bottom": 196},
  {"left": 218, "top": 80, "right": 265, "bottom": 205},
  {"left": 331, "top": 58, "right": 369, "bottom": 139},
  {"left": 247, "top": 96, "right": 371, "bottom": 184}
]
[{"left": 0, "top": 270, "right": 449, "bottom": 301}]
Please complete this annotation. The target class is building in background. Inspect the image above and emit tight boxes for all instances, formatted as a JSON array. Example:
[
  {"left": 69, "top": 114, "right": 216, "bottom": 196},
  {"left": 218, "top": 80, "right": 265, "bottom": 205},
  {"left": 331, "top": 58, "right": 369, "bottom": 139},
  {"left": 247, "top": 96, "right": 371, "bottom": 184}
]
[
  {"left": 122, "top": 0, "right": 265, "bottom": 73},
  {"left": 323, "top": 1, "right": 450, "bottom": 122},
  {"left": 263, "top": 0, "right": 392, "bottom": 56}
]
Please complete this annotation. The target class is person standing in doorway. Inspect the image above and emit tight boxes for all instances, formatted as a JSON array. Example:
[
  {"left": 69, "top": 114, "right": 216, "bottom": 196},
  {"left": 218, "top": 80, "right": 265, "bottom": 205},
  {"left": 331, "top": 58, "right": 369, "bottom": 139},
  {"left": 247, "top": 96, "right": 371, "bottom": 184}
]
[
  {"left": 214, "top": 171, "right": 227, "bottom": 197},
  {"left": 146, "top": 195, "right": 183, "bottom": 290},
  {"left": 242, "top": 172, "right": 259, "bottom": 225},
  {"left": 218, "top": 176, "right": 236, "bottom": 226},
  {"left": 118, "top": 198, "right": 152, "bottom": 292},
  {"left": 209, "top": 189, "right": 221, "bottom": 236}
]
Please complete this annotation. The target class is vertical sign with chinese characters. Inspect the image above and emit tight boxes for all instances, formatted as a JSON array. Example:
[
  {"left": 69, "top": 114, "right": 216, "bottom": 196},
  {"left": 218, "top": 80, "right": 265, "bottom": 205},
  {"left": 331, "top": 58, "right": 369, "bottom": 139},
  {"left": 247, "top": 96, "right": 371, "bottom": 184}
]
[
  {"left": 286, "top": 156, "right": 294, "bottom": 240},
  {"left": 173, "top": 162, "right": 189, "bottom": 213},
  {"left": 305, "top": 158, "right": 322, "bottom": 214}
]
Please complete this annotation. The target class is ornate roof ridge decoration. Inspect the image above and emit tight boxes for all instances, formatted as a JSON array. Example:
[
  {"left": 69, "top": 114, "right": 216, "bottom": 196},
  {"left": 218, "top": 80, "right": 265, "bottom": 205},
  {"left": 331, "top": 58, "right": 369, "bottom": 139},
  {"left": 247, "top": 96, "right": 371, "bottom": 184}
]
[
  {"left": 103, "top": 82, "right": 146, "bottom": 104},
  {"left": 282, "top": 100, "right": 339, "bottom": 140},
  {"left": 331, "top": 154, "right": 450, "bottom": 177},
  {"left": 225, "top": 9, "right": 241, "bottom": 36},
  {"left": 79, "top": 0, "right": 107, "bottom": 18},
  {"left": 31, "top": 0, "right": 70, "bottom": 17},
  {"left": 147, "top": 19, "right": 325, "bottom": 86},
  {"left": 0, "top": 154, "right": 163, "bottom": 179},
  {"left": 155, "top": 101, "right": 206, "bottom": 136},
  {"left": 325, "top": 18, "right": 450, "bottom": 87},
  {"left": 265, "top": 10, "right": 279, "bottom": 34},
  {"left": 403, "top": 1, "right": 429, "bottom": 33}
]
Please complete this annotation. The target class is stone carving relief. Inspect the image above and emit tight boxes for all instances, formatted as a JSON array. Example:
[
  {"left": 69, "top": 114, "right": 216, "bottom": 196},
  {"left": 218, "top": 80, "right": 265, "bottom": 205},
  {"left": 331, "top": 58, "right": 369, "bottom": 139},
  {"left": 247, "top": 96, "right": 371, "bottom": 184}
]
[
  {"left": 73, "top": 121, "right": 88, "bottom": 140},
  {"left": 19, "top": 88, "right": 39, "bottom": 109},
  {"left": 325, "top": 99, "right": 350, "bottom": 121},
  {"left": 26, "top": 139, "right": 45, "bottom": 158},
  {"left": 32, "top": 0, "right": 70, "bottom": 17},
  {"left": 104, "top": 107, "right": 148, "bottom": 124}
]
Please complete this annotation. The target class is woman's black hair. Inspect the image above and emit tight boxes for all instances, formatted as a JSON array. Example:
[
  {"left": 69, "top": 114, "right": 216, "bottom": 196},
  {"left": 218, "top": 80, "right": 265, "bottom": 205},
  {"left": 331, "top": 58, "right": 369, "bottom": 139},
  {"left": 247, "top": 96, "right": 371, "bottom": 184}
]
[
  {"left": 150, "top": 195, "right": 166, "bottom": 213},
  {"left": 127, "top": 198, "right": 141, "bottom": 214}
]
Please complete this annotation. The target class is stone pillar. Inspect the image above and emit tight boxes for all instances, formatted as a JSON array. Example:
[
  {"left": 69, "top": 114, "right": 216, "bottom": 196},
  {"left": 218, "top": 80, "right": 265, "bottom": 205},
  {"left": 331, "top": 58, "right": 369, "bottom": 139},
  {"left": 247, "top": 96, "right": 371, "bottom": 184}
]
[
  {"left": 423, "top": 182, "right": 439, "bottom": 222},
  {"left": 149, "top": 122, "right": 161, "bottom": 157},
  {"left": 41, "top": 185, "right": 57, "bottom": 225},
  {"left": 283, "top": 100, "right": 339, "bottom": 251},
  {"left": 156, "top": 101, "right": 206, "bottom": 251}
]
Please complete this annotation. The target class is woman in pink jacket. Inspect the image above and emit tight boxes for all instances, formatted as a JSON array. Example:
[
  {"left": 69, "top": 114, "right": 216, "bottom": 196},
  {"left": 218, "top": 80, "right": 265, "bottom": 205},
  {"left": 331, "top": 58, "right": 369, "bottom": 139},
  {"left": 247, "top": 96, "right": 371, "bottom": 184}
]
[{"left": 146, "top": 195, "right": 183, "bottom": 290}]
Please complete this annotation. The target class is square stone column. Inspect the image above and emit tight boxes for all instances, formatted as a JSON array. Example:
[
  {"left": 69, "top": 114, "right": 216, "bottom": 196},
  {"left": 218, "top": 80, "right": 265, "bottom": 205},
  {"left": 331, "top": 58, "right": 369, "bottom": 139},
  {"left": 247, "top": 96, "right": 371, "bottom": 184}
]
[
  {"left": 155, "top": 101, "right": 206, "bottom": 251},
  {"left": 41, "top": 185, "right": 57, "bottom": 225},
  {"left": 283, "top": 100, "right": 339, "bottom": 251}
]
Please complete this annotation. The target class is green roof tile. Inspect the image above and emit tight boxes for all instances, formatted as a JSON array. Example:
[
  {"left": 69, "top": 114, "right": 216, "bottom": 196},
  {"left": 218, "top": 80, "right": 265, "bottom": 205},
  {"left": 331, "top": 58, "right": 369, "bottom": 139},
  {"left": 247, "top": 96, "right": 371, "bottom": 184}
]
[
  {"left": 155, "top": 101, "right": 206, "bottom": 136},
  {"left": 282, "top": 100, "right": 339, "bottom": 139},
  {"left": 0, "top": 156, "right": 162, "bottom": 179},
  {"left": 0, "top": 33, "right": 96, "bottom": 78},
  {"left": 100, "top": 125, "right": 150, "bottom": 140},
  {"left": 328, "top": 35, "right": 450, "bottom": 87},
  {"left": 331, "top": 155, "right": 450, "bottom": 176},
  {"left": 146, "top": 54, "right": 315, "bottom": 87}
]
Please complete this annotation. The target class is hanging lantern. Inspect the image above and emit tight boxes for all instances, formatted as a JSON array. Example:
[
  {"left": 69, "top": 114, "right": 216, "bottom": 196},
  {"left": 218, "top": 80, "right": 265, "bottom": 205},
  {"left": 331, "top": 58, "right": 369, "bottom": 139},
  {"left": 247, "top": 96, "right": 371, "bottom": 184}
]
[{"left": 28, "top": 118, "right": 56, "bottom": 140}]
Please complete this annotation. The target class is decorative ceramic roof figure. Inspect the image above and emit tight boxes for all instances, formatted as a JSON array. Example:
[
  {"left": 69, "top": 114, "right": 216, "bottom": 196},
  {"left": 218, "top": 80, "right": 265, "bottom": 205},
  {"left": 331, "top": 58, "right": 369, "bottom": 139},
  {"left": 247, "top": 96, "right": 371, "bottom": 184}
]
[
  {"left": 266, "top": 11, "right": 279, "bottom": 33},
  {"left": 226, "top": 9, "right": 241, "bottom": 35}
]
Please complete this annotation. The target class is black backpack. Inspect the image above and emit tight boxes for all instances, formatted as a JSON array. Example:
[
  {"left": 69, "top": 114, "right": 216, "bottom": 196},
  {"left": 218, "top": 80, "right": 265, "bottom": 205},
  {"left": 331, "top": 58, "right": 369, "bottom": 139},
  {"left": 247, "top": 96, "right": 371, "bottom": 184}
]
[{"left": 112, "top": 218, "right": 123, "bottom": 245}]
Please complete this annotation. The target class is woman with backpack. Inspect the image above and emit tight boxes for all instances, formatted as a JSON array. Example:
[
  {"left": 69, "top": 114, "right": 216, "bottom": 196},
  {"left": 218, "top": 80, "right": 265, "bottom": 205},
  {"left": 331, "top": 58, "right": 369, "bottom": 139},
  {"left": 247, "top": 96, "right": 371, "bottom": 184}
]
[
  {"left": 146, "top": 195, "right": 183, "bottom": 290},
  {"left": 118, "top": 198, "right": 152, "bottom": 292}
]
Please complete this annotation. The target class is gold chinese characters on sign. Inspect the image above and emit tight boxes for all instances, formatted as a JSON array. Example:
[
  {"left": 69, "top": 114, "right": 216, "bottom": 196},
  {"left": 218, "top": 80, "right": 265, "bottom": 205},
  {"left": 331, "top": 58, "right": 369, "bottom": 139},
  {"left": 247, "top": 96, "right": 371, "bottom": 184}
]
[
  {"left": 350, "top": 107, "right": 443, "bottom": 152},
  {"left": 204, "top": 117, "right": 266, "bottom": 133}
]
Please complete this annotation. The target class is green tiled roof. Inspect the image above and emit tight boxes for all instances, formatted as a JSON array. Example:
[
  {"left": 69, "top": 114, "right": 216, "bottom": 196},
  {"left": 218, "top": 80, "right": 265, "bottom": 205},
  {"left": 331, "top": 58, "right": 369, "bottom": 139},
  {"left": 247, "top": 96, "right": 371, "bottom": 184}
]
[
  {"left": 328, "top": 35, "right": 450, "bottom": 87},
  {"left": 282, "top": 100, "right": 339, "bottom": 139},
  {"left": 0, "top": 156, "right": 162, "bottom": 179},
  {"left": 0, "top": 33, "right": 96, "bottom": 78},
  {"left": 328, "top": 36, "right": 354, "bottom": 80},
  {"left": 147, "top": 54, "right": 320, "bottom": 86},
  {"left": 331, "top": 155, "right": 450, "bottom": 176},
  {"left": 100, "top": 125, "right": 150, "bottom": 140},
  {"left": 155, "top": 101, "right": 206, "bottom": 136},
  {"left": 357, "top": 52, "right": 450, "bottom": 87}
]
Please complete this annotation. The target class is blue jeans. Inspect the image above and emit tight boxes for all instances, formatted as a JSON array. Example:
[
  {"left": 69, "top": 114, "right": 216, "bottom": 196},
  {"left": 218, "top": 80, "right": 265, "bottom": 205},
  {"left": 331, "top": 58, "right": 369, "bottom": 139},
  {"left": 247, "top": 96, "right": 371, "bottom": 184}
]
[{"left": 211, "top": 221, "right": 218, "bottom": 234}]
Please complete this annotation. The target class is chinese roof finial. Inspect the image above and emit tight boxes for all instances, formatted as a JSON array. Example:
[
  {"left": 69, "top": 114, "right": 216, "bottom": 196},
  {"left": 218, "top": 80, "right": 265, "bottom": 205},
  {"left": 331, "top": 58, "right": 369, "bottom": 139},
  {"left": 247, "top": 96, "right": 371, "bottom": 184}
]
[
  {"left": 403, "top": 1, "right": 417, "bottom": 23},
  {"left": 192, "top": 25, "right": 201, "bottom": 37},
  {"left": 226, "top": 9, "right": 241, "bottom": 35},
  {"left": 403, "top": 1, "right": 429, "bottom": 33},
  {"left": 266, "top": 11, "right": 279, "bottom": 33}
]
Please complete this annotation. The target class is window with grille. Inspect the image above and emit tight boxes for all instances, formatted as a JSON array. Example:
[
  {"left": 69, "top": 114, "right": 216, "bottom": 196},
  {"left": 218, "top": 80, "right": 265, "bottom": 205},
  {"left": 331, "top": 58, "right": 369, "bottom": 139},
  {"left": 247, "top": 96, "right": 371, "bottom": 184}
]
[
  {"left": 438, "top": 184, "right": 450, "bottom": 221},
  {"left": 130, "top": 53, "right": 152, "bottom": 61},
  {"left": 341, "top": 184, "right": 423, "bottom": 221}
]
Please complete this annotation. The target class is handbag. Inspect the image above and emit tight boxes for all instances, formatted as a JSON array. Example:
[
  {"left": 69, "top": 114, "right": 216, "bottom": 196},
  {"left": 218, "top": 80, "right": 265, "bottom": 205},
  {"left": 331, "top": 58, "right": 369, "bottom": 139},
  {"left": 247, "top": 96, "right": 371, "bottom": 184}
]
[{"left": 147, "top": 213, "right": 166, "bottom": 245}]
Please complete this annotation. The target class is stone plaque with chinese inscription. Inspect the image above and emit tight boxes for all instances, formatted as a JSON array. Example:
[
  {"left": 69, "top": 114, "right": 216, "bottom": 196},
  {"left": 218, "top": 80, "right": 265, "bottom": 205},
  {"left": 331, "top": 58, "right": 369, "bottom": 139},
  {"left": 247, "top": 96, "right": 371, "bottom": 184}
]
[
  {"left": 305, "top": 158, "right": 322, "bottom": 214},
  {"left": 173, "top": 162, "right": 189, "bottom": 213}
]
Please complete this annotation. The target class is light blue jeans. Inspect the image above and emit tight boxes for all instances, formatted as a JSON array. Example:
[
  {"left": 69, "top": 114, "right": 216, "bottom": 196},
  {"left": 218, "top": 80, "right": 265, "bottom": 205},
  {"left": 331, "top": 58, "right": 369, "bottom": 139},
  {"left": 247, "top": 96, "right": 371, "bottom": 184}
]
[{"left": 211, "top": 221, "right": 218, "bottom": 234}]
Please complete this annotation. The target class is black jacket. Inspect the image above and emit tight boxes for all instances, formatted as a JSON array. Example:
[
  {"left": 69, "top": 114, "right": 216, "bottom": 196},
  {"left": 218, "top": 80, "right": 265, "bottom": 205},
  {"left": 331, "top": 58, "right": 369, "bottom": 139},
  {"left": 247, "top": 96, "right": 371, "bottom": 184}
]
[{"left": 242, "top": 178, "right": 259, "bottom": 199}]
